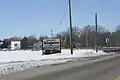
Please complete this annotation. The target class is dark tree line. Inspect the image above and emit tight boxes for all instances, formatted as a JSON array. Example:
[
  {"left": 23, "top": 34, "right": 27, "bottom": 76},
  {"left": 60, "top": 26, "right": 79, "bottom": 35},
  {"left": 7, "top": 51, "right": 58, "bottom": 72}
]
[
  {"left": 56, "top": 25, "right": 120, "bottom": 48},
  {"left": 0, "top": 25, "right": 120, "bottom": 49},
  {"left": 0, "top": 35, "right": 42, "bottom": 49},
  {"left": 0, "top": 39, "right": 10, "bottom": 48}
]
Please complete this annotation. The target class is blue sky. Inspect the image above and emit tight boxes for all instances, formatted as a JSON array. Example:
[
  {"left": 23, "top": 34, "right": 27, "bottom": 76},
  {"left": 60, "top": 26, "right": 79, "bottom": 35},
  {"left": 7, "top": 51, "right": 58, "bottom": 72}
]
[{"left": 0, "top": 0, "right": 120, "bottom": 39}]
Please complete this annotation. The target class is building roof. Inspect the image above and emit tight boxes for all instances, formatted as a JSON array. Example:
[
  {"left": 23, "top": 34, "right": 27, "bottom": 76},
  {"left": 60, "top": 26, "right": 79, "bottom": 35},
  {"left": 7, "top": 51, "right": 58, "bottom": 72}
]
[{"left": 9, "top": 36, "right": 22, "bottom": 41}]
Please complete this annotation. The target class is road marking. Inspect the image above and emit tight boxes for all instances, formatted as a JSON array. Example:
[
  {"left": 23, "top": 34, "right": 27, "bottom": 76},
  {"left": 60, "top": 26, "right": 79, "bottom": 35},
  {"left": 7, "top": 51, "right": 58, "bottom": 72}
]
[{"left": 116, "top": 77, "right": 120, "bottom": 80}]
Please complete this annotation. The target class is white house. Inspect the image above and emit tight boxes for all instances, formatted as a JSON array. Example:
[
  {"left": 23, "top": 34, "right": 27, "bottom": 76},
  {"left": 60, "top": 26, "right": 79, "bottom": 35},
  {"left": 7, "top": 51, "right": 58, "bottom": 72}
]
[{"left": 11, "top": 41, "right": 21, "bottom": 50}]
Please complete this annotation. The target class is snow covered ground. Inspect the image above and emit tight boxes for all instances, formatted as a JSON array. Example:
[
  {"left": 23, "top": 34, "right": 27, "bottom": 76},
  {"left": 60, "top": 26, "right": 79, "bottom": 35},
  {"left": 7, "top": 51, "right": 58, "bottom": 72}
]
[
  {"left": 0, "top": 49, "right": 109, "bottom": 63},
  {"left": 0, "top": 49, "right": 110, "bottom": 75}
]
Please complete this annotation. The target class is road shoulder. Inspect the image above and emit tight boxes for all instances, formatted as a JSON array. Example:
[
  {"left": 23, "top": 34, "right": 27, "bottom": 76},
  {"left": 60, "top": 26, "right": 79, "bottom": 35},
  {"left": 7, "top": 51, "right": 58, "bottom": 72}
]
[{"left": 1, "top": 54, "right": 120, "bottom": 80}]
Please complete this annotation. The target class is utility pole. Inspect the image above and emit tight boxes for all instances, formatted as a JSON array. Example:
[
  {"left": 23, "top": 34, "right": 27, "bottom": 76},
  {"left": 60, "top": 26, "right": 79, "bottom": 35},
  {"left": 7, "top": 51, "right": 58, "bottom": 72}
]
[
  {"left": 60, "top": 35, "right": 62, "bottom": 51},
  {"left": 95, "top": 13, "right": 98, "bottom": 52},
  {"left": 86, "top": 31, "right": 88, "bottom": 47},
  {"left": 41, "top": 37, "right": 44, "bottom": 55},
  {"left": 109, "top": 32, "right": 112, "bottom": 47},
  {"left": 50, "top": 29, "right": 53, "bottom": 38},
  {"left": 68, "top": 0, "right": 73, "bottom": 54}
]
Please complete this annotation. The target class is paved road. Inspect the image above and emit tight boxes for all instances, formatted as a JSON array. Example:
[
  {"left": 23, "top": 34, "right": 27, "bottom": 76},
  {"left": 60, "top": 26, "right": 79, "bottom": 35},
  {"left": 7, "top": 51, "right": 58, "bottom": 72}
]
[{"left": 2, "top": 55, "right": 120, "bottom": 80}]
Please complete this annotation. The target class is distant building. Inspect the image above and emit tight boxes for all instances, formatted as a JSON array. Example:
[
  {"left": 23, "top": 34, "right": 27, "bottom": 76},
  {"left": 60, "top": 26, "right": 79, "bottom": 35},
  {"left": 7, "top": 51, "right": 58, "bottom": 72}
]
[{"left": 11, "top": 40, "right": 21, "bottom": 50}]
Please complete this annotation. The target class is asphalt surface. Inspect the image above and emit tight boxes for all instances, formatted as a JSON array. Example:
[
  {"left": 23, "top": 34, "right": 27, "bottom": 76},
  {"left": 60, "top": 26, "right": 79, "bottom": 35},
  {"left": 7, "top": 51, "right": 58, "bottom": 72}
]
[{"left": 1, "top": 54, "right": 120, "bottom": 80}]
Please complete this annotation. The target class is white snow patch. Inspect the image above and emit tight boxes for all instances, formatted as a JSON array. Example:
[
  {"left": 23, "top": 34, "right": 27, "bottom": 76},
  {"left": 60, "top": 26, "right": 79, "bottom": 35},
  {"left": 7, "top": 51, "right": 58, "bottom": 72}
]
[
  {"left": 0, "top": 49, "right": 110, "bottom": 75},
  {"left": 0, "top": 49, "right": 110, "bottom": 63},
  {"left": 0, "top": 59, "right": 70, "bottom": 75}
]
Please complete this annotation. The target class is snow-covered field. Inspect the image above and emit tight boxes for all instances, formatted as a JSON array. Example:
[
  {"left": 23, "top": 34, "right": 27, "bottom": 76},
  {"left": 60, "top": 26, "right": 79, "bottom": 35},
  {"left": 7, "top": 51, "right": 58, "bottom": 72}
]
[
  {"left": 0, "top": 49, "right": 110, "bottom": 75},
  {"left": 0, "top": 49, "right": 108, "bottom": 63}
]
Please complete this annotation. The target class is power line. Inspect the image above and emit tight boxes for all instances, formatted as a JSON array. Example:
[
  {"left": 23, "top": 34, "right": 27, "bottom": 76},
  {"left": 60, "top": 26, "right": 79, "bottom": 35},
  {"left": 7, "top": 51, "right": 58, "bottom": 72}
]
[
  {"left": 59, "top": 0, "right": 65, "bottom": 27},
  {"left": 50, "top": 29, "right": 53, "bottom": 38},
  {"left": 60, "top": 0, "right": 64, "bottom": 9},
  {"left": 60, "top": 15, "right": 64, "bottom": 27}
]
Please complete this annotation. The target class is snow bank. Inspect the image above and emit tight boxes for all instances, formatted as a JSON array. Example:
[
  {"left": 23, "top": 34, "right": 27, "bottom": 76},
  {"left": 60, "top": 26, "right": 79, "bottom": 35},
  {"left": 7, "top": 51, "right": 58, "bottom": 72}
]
[
  {"left": 0, "top": 49, "right": 109, "bottom": 63},
  {"left": 0, "top": 59, "right": 71, "bottom": 75},
  {"left": 0, "top": 49, "right": 110, "bottom": 76}
]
